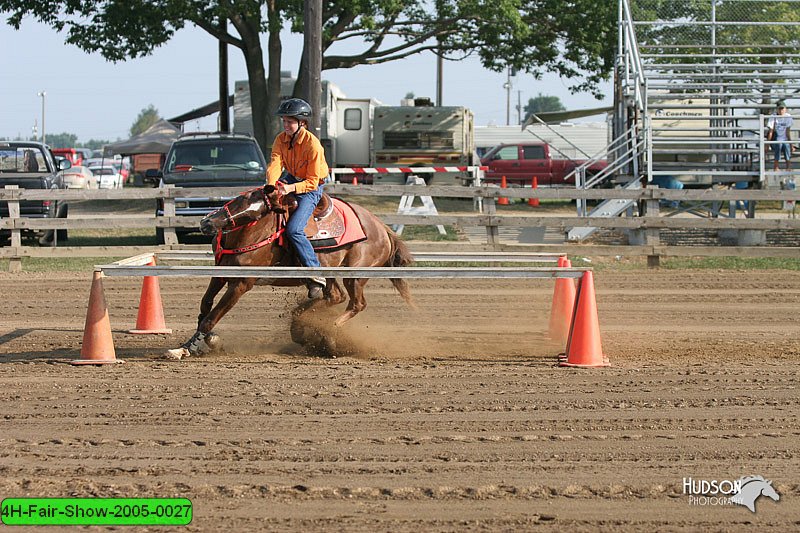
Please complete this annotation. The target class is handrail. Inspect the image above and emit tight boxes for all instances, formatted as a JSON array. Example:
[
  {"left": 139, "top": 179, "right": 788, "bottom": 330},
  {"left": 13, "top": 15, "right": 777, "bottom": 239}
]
[
  {"left": 562, "top": 122, "right": 643, "bottom": 190},
  {"left": 619, "top": 0, "right": 647, "bottom": 115}
]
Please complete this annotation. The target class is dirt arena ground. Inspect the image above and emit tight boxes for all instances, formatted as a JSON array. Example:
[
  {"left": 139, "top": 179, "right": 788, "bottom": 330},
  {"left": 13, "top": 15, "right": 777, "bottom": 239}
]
[{"left": 1, "top": 266, "right": 799, "bottom": 531}]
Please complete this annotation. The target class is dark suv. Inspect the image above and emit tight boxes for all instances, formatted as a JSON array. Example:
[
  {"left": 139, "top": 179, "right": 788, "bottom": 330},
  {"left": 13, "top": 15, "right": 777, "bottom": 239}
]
[
  {"left": 0, "top": 141, "right": 70, "bottom": 245},
  {"left": 146, "top": 132, "right": 267, "bottom": 243}
]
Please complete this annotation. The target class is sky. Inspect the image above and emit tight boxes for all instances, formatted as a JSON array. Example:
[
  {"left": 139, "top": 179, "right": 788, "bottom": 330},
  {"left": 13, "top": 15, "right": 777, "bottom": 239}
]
[{"left": 0, "top": 18, "right": 613, "bottom": 144}]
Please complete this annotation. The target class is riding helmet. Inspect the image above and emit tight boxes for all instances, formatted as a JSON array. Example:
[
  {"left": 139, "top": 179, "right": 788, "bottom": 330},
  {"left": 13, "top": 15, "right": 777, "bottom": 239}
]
[{"left": 276, "top": 98, "right": 313, "bottom": 120}]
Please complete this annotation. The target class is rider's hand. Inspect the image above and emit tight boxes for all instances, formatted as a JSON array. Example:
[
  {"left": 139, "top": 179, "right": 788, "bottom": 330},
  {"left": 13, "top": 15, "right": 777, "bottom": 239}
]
[{"left": 276, "top": 181, "right": 296, "bottom": 195}]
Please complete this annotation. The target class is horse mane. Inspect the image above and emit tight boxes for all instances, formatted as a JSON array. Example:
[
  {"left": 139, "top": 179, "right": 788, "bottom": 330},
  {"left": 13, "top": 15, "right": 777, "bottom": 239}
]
[{"left": 739, "top": 475, "right": 768, "bottom": 486}]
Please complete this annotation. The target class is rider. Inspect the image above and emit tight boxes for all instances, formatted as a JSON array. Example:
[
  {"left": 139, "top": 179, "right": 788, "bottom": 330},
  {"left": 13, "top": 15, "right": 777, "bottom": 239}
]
[{"left": 266, "top": 98, "right": 328, "bottom": 299}]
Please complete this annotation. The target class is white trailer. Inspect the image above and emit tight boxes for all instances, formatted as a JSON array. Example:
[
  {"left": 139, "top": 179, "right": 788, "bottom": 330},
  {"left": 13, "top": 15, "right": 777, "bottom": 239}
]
[{"left": 232, "top": 77, "right": 477, "bottom": 184}]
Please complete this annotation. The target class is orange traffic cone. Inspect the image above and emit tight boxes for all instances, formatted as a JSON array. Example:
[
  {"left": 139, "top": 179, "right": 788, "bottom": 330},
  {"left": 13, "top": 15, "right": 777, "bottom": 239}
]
[
  {"left": 549, "top": 256, "right": 577, "bottom": 348},
  {"left": 529, "top": 176, "right": 540, "bottom": 207},
  {"left": 128, "top": 259, "right": 172, "bottom": 334},
  {"left": 72, "top": 271, "right": 123, "bottom": 365},
  {"left": 560, "top": 271, "right": 610, "bottom": 367},
  {"left": 498, "top": 175, "right": 509, "bottom": 205},
  {"left": 352, "top": 176, "right": 358, "bottom": 186}
]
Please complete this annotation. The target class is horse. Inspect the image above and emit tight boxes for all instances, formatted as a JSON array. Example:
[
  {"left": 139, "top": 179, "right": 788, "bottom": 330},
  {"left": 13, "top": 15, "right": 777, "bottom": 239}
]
[
  {"left": 730, "top": 476, "right": 780, "bottom": 513},
  {"left": 165, "top": 184, "right": 415, "bottom": 360}
]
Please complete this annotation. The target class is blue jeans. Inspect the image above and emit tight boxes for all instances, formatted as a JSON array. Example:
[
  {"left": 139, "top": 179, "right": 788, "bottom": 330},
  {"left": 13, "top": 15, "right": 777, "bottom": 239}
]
[
  {"left": 772, "top": 142, "right": 791, "bottom": 161},
  {"left": 281, "top": 174, "right": 322, "bottom": 267}
]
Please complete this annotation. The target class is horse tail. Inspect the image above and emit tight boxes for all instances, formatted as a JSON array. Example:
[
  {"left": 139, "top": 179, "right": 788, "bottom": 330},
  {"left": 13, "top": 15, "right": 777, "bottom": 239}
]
[{"left": 386, "top": 227, "right": 416, "bottom": 309}]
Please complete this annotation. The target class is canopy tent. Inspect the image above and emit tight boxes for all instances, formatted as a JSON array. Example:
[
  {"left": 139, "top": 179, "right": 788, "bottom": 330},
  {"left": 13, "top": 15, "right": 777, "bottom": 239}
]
[{"left": 103, "top": 120, "right": 181, "bottom": 156}]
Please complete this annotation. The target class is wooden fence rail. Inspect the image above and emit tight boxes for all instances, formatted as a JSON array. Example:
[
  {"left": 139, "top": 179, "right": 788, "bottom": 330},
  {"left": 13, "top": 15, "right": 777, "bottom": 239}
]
[{"left": 2, "top": 184, "right": 800, "bottom": 270}]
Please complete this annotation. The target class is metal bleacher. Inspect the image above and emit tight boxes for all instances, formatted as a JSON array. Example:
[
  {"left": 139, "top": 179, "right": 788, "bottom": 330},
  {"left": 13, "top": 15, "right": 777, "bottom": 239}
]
[{"left": 568, "top": 0, "right": 800, "bottom": 241}]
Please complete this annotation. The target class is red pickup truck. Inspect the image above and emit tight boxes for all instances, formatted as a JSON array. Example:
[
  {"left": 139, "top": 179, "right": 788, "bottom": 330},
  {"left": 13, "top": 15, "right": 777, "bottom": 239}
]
[{"left": 480, "top": 142, "right": 608, "bottom": 187}]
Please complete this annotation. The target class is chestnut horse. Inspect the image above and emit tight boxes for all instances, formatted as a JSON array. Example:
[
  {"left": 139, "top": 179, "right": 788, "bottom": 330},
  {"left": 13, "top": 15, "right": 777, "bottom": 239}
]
[{"left": 165, "top": 185, "right": 415, "bottom": 359}]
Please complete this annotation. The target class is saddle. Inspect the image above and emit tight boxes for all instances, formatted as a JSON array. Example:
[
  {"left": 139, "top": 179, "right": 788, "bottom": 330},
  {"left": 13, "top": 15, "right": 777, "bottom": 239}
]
[{"left": 283, "top": 193, "right": 367, "bottom": 251}]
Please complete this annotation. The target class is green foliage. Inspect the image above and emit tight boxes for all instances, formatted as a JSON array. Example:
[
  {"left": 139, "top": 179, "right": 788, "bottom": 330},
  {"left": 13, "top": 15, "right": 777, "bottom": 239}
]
[
  {"left": 130, "top": 105, "right": 160, "bottom": 137},
  {"left": 0, "top": 0, "right": 617, "bottom": 148},
  {"left": 523, "top": 93, "right": 566, "bottom": 122},
  {"left": 44, "top": 132, "right": 79, "bottom": 148},
  {"left": 83, "top": 138, "right": 117, "bottom": 150}
]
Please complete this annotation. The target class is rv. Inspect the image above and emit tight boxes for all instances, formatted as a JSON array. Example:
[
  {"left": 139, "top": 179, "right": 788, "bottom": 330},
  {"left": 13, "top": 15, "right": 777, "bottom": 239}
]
[{"left": 233, "top": 78, "right": 476, "bottom": 184}]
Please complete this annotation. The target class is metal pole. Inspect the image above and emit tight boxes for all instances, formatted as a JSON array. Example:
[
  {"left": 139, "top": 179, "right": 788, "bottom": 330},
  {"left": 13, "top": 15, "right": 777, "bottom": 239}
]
[
  {"left": 436, "top": 51, "right": 443, "bottom": 106},
  {"left": 37, "top": 91, "right": 46, "bottom": 145},
  {"left": 504, "top": 67, "right": 512, "bottom": 126}
]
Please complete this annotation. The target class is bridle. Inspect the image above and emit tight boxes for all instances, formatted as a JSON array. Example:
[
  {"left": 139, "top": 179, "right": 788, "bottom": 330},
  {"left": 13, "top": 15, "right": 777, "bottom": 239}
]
[{"left": 213, "top": 187, "right": 286, "bottom": 263}]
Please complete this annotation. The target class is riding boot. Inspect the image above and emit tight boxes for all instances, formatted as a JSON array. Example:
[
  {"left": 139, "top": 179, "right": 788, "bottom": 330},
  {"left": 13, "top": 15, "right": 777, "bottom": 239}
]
[{"left": 307, "top": 277, "right": 326, "bottom": 299}]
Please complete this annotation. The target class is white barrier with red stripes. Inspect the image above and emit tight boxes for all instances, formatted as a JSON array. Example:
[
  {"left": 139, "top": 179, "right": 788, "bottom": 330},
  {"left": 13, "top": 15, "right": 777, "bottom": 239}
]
[
  {"left": 329, "top": 165, "right": 487, "bottom": 215},
  {"left": 331, "top": 165, "right": 487, "bottom": 175}
]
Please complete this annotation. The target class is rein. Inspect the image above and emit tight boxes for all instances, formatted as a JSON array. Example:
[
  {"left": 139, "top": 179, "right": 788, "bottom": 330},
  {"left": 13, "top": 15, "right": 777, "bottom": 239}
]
[{"left": 213, "top": 187, "right": 285, "bottom": 263}]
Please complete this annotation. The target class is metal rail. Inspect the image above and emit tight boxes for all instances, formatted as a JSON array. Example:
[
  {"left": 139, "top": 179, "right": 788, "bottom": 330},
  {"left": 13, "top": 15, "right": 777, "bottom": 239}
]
[
  {"left": 152, "top": 250, "right": 566, "bottom": 264},
  {"left": 96, "top": 264, "right": 589, "bottom": 280}
]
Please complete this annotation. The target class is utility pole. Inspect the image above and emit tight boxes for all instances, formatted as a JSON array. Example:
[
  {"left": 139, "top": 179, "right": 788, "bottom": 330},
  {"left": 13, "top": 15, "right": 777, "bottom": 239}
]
[
  {"left": 517, "top": 90, "right": 522, "bottom": 125},
  {"left": 37, "top": 91, "right": 46, "bottom": 145},
  {"left": 435, "top": 0, "right": 444, "bottom": 105},
  {"left": 218, "top": 17, "right": 230, "bottom": 132},
  {"left": 303, "top": 0, "right": 322, "bottom": 136},
  {"left": 436, "top": 50, "right": 443, "bottom": 106},
  {"left": 503, "top": 68, "right": 514, "bottom": 126}
]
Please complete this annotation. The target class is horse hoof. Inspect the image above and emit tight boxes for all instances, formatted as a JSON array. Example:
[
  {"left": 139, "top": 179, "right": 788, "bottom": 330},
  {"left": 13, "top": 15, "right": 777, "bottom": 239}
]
[
  {"left": 205, "top": 332, "right": 223, "bottom": 351},
  {"left": 164, "top": 347, "right": 190, "bottom": 360}
]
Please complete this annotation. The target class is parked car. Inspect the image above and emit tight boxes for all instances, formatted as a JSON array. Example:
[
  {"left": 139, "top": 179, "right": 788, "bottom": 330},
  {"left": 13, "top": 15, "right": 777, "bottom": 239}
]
[
  {"left": 145, "top": 132, "right": 267, "bottom": 243},
  {"left": 0, "top": 141, "right": 70, "bottom": 244},
  {"left": 92, "top": 165, "right": 124, "bottom": 189},
  {"left": 61, "top": 165, "right": 98, "bottom": 189}
]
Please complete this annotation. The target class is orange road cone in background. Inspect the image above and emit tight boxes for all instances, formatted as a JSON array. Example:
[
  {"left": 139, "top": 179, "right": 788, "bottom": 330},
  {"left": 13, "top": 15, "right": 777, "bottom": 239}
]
[
  {"left": 560, "top": 271, "right": 610, "bottom": 368},
  {"left": 529, "top": 176, "right": 540, "bottom": 207},
  {"left": 128, "top": 259, "right": 172, "bottom": 335},
  {"left": 352, "top": 176, "right": 358, "bottom": 186},
  {"left": 498, "top": 175, "right": 509, "bottom": 205},
  {"left": 549, "top": 256, "right": 577, "bottom": 348},
  {"left": 72, "top": 271, "right": 122, "bottom": 365}
]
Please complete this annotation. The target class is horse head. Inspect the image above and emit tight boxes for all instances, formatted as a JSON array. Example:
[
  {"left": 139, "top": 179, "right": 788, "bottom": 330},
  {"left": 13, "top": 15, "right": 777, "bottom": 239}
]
[
  {"left": 760, "top": 480, "right": 780, "bottom": 502},
  {"left": 731, "top": 476, "right": 780, "bottom": 513},
  {"left": 200, "top": 185, "right": 282, "bottom": 235}
]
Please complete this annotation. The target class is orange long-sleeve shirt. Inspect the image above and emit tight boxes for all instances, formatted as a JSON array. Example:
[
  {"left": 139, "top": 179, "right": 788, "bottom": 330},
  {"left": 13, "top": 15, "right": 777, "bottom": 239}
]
[{"left": 266, "top": 127, "right": 329, "bottom": 193}]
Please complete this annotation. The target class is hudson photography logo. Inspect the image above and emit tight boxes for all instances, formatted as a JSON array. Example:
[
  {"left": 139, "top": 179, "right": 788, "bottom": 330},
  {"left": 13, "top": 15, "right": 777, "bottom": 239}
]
[{"left": 682, "top": 475, "right": 780, "bottom": 513}]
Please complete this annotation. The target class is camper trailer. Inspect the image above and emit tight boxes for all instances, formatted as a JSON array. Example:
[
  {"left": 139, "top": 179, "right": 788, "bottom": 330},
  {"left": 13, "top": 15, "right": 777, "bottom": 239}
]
[{"left": 233, "top": 78, "right": 476, "bottom": 184}]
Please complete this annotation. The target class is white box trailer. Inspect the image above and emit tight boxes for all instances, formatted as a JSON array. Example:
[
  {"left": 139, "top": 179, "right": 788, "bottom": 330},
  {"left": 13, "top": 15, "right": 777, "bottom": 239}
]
[{"left": 233, "top": 78, "right": 476, "bottom": 184}]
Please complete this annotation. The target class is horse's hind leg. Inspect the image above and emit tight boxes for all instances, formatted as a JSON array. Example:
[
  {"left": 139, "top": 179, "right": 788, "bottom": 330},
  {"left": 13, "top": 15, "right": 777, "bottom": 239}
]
[
  {"left": 334, "top": 278, "right": 368, "bottom": 326},
  {"left": 198, "top": 277, "right": 226, "bottom": 328}
]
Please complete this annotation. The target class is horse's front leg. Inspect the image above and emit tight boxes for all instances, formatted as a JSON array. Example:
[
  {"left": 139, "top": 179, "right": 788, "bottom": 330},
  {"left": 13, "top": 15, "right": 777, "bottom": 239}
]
[
  {"left": 198, "top": 276, "right": 227, "bottom": 328},
  {"left": 334, "top": 278, "right": 369, "bottom": 326},
  {"left": 165, "top": 278, "right": 256, "bottom": 360}
]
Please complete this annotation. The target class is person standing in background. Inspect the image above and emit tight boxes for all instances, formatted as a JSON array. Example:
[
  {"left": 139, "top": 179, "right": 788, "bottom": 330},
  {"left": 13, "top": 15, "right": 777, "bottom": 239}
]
[{"left": 767, "top": 100, "right": 793, "bottom": 171}]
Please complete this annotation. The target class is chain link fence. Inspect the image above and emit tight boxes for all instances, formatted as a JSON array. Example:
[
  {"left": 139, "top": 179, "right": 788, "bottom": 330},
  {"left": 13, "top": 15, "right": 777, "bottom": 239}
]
[{"left": 631, "top": 0, "right": 800, "bottom": 58}]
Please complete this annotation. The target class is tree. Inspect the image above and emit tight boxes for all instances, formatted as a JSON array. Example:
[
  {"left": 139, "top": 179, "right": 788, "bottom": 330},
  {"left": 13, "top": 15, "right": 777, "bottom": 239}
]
[
  {"left": 130, "top": 105, "right": 161, "bottom": 137},
  {"left": 84, "top": 138, "right": 116, "bottom": 150},
  {"left": 42, "top": 132, "right": 79, "bottom": 148},
  {"left": 1, "top": 0, "right": 616, "bottom": 152},
  {"left": 523, "top": 93, "right": 566, "bottom": 123}
]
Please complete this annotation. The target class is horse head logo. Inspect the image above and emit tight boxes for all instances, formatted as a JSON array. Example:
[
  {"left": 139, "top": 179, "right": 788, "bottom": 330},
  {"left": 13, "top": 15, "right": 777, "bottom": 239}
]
[{"left": 730, "top": 476, "right": 780, "bottom": 513}]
